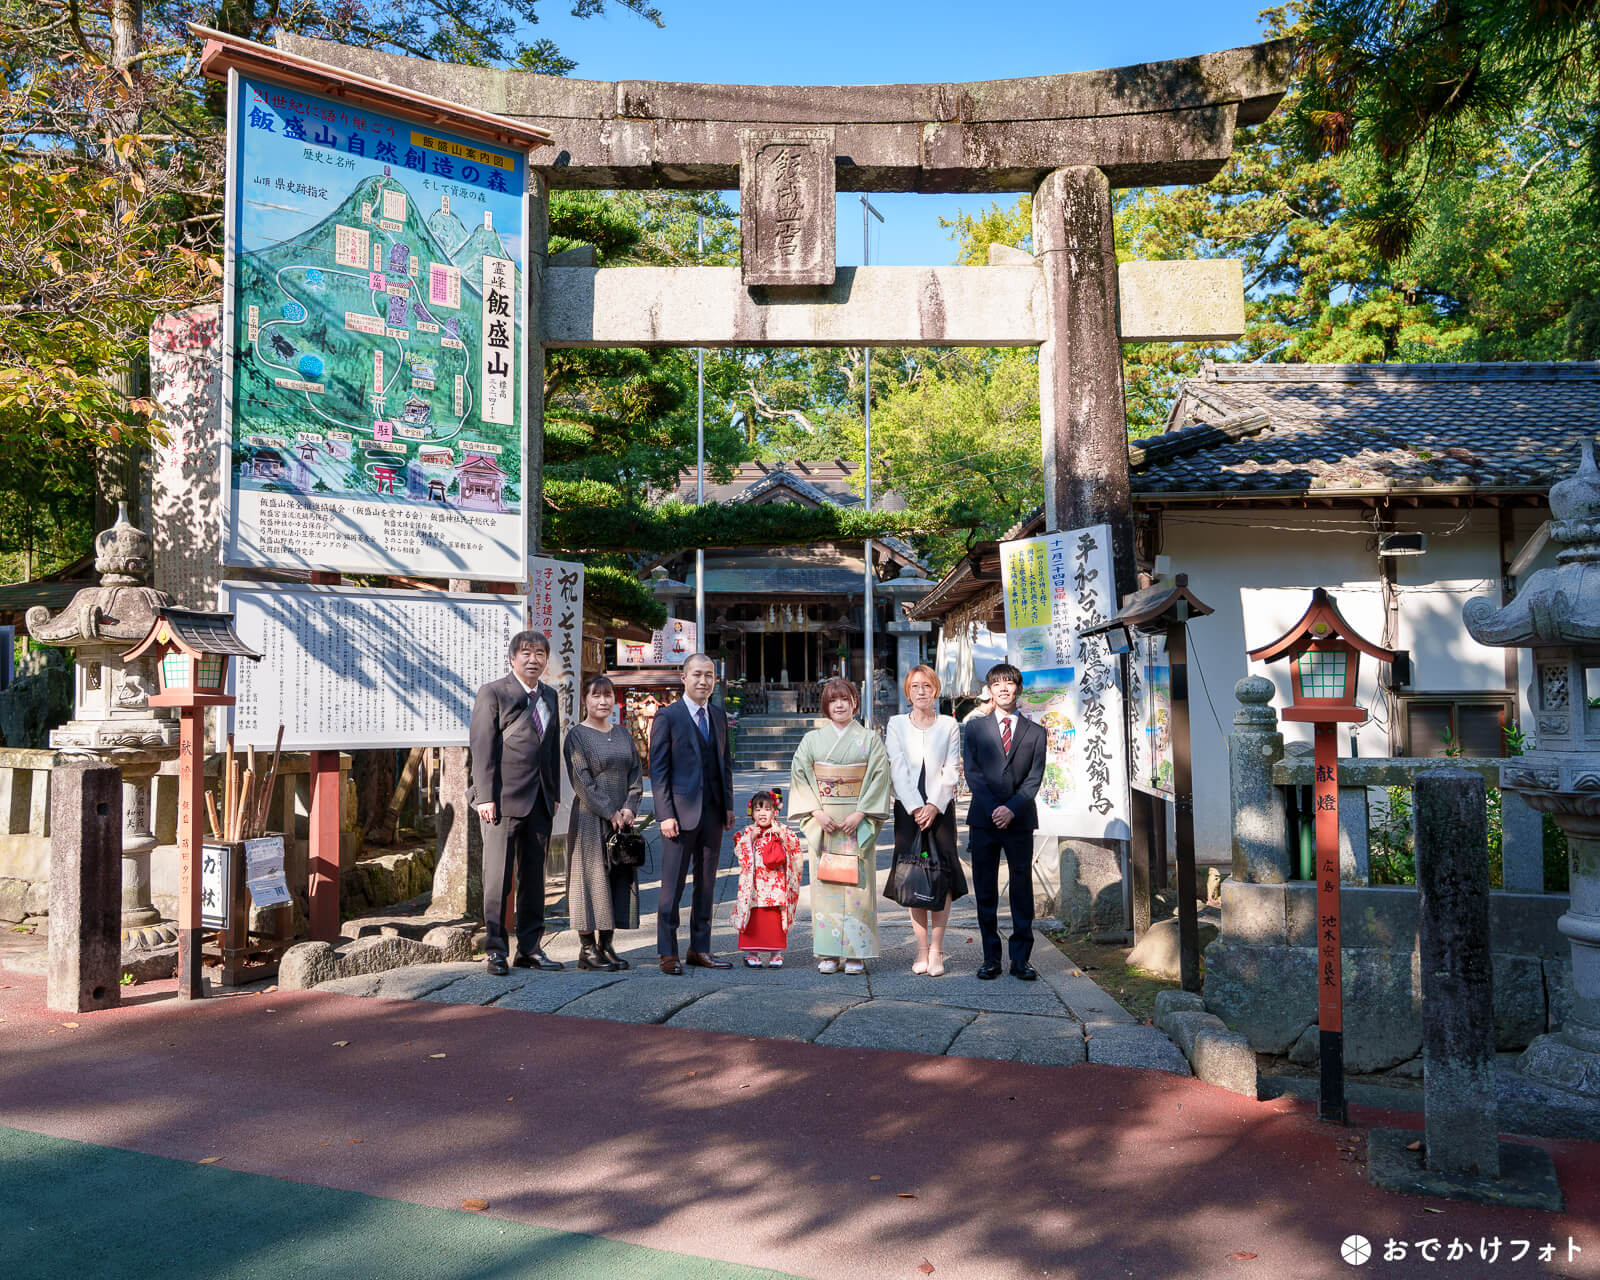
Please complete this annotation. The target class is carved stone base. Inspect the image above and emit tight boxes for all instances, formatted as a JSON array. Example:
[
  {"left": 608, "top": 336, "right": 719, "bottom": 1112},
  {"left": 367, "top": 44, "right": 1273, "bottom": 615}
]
[
  {"left": 50, "top": 718, "right": 179, "bottom": 751},
  {"left": 122, "top": 919, "right": 179, "bottom": 950},
  {"left": 1518, "top": 1030, "right": 1600, "bottom": 1097}
]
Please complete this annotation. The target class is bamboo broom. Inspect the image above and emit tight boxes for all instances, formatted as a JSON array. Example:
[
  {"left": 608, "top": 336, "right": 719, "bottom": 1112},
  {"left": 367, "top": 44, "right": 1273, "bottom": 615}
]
[
  {"left": 253, "top": 725, "right": 284, "bottom": 838},
  {"left": 223, "top": 733, "right": 236, "bottom": 843},
  {"left": 235, "top": 770, "right": 256, "bottom": 842}
]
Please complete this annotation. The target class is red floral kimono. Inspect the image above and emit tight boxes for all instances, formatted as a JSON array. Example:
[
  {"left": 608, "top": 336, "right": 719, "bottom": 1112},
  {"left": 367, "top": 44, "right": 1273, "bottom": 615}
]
[{"left": 731, "top": 822, "right": 803, "bottom": 952}]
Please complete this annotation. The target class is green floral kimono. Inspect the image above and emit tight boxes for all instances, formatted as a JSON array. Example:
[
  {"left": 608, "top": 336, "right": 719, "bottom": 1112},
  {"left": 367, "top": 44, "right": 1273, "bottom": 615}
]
[{"left": 788, "top": 721, "right": 893, "bottom": 959}]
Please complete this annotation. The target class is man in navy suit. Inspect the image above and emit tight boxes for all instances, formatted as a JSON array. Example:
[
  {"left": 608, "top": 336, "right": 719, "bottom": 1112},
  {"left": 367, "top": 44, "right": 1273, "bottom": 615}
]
[
  {"left": 963, "top": 662, "right": 1047, "bottom": 980},
  {"left": 649, "top": 652, "right": 735, "bottom": 973}
]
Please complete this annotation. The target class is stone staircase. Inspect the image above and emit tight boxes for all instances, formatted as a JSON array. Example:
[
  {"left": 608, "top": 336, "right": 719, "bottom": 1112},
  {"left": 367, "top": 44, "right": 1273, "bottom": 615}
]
[{"left": 730, "top": 713, "right": 818, "bottom": 770}]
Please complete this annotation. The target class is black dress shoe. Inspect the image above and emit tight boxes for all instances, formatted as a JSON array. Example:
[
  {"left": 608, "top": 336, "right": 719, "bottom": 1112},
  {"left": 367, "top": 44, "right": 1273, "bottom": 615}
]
[
  {"left": 1010, "top": 964, "right": 1040, "bottom": 981},
  {"left": 686, "top": 951, "right": 733, "bottom": 970},
  {"left": 485, "top": 956, "right": 510, "bottom": 976},
  {"left": 513, "top": 952, "right": 564, "bottom": 971},
  {"left": 659, "top": 955, "right": 684, "bottom": 975},
  {"left": 976, "top": 962, "right": 1003, "bottom": 981},
  {"left": 578, "top": 945, "right": 620, "bottom": 972}
]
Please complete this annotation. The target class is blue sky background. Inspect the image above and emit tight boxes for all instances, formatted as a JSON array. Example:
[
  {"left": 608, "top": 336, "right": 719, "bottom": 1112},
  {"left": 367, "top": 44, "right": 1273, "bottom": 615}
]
[{"left": 528, "top": 0, "right": 1274, "bottom": 266}]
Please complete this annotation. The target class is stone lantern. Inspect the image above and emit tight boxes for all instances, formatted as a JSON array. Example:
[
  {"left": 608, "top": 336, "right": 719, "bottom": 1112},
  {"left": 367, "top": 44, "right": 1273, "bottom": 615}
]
[
  {"left": 1464, "top": 441, "right": 1600, "bottom": 1100},
  {"left": 880, "top": 564, "right": 935, "bottom": 712},
  {"left": 24, "top": 506, "right": 178, "bottom": 946}
]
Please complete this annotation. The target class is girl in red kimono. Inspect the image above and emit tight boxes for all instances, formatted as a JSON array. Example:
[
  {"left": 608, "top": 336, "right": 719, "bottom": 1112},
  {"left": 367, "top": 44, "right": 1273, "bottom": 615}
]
[{"left": 732, "top": 789, "right": 803, "bottom": 968}]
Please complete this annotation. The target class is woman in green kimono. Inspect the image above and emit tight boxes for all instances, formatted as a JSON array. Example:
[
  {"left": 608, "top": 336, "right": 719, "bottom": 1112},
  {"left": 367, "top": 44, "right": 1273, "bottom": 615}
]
[{"left": 788, "top": 676, "right": 893, "bottom": 975}]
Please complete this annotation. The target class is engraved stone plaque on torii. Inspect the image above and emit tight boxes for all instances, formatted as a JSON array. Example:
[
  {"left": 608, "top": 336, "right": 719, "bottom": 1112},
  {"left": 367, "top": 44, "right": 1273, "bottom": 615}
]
[
  {"left": 740, "top": 128, "right": 836, "bottom": 287},
  {"left": 200, "top": 28, "right": 1291, "bottom": 594}
]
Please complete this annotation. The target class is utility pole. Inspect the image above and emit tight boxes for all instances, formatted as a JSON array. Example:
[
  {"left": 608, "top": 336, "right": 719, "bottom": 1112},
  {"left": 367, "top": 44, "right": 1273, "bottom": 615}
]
[
  {"left": 860, "top": 194, "right": 883, "bottom": 723},
  {"left": 695, "top": 214, "right": 706, "bottom": 652}
]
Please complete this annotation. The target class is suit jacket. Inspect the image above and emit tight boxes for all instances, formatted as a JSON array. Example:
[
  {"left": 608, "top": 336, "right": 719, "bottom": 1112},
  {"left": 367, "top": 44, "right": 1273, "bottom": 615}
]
[
  {"left": 469, "top": 673, "right": 562, "bottom": 820},
  {"left": 648, "top": 696, "right": 733, "bottom": 834},
  {"left": 962, "top": 710, "right": 1047, "bottom": 832}
]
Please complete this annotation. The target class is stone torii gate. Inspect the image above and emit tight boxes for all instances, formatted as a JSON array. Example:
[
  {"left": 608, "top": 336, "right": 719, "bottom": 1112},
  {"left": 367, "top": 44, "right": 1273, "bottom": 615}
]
[{"left": 228, "top": 32, "right": 1291, "bottom": 591}]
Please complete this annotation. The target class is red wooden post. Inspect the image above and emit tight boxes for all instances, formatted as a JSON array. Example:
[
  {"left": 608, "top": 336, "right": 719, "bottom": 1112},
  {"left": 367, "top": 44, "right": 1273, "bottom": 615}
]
[
  {"left": 1248, "top": 588, "right": 1395, "bottom": 1128},
  {"left": 1313, "top": 721, "right": 1346, "bottom": 1125},
  {"left": 308, "top": 570, "right": 343, "bottom": 943},
  {"left": 308, "top": 750, "right": 340, "bottom": 942},
  {"left": 176, "top": 710, "right": 206, "bottom": 999}
]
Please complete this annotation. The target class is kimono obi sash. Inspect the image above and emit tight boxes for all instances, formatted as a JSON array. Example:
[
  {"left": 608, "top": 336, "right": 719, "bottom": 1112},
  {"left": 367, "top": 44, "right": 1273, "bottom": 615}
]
[{"left": 814, "top": 760, "right": 866, "bottom": 800}]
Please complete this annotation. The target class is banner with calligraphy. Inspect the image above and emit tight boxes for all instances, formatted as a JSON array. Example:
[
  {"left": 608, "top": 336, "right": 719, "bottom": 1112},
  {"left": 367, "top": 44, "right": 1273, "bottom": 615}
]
[
  {"left": 616, "top": 619, "right": 698, "bottom": 667},
  {"left": 220, "top": 581, "right": 522, "bottom": 749},
  {"left": 527, "top": 557, "right": 584, "bottom": 730},
  {"left": 219, "top": 73, "right": 529, "bottom": 581},
  {"left": 1128, "top": 632, "right": 1174, "bottom": 795},
  {"left": 999, "top": 523, "right": 1129, "bottom": 839}
]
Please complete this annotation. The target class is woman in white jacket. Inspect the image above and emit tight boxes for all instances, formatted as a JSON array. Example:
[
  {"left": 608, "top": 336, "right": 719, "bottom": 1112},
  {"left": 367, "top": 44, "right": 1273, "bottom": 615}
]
[{"left": 883, "top": 664, "right": 969, "bottom": 976}]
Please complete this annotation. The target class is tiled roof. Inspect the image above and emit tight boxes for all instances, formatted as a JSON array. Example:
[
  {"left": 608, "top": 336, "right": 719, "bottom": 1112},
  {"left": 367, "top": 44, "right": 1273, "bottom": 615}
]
[
  {"left": 1136, "top": 362, "right": 1600, "bottom": 495},
  {"left": 163, "top": 610, "right": 262, "bottom": 660},
  {"left": 669, "top": 458, "right": 908, "bottom": 510}
]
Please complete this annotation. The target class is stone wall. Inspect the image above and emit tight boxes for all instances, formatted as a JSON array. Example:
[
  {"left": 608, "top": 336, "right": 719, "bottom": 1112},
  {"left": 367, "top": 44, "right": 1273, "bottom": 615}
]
[
  {"left": 1205, "top": 879, "right": 1571, "bottom": 1072},
  {"left": 0, "top": 753, "right": 359, "bottom": 926}
]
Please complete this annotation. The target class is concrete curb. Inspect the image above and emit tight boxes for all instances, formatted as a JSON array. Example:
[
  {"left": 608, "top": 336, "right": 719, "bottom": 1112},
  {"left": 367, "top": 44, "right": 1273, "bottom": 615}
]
[
  {"left": 1154, "top": 988, "right": 1259, "bottom": 1098},
  {"left": 279, "top": 925, "right": 473, "bottom": 990}
]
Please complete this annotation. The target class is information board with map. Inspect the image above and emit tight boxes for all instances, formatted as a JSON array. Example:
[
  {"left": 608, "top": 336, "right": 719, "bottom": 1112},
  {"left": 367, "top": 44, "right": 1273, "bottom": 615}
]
[{"left": 220, "top": 74, "right": 529, "bottom": 580}]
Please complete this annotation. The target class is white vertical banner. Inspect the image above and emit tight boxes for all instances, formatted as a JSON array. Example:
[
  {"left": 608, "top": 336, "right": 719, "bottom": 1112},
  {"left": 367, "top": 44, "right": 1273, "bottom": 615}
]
[
  {"left": 1000, "top": 522, "right": 1129, "bottom": 840},
  {"left": 527, "top": 556, "right": 584, "bottom": 732},
  {"left": 481, "top": 256, "right": 515, "bottom": 426}
]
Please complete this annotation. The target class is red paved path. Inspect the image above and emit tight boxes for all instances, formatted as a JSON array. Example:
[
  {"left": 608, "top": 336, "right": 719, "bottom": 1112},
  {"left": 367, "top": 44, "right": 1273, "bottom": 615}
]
[{"left": 2, "top": 969, "right": 1596, "bottom": 1279}]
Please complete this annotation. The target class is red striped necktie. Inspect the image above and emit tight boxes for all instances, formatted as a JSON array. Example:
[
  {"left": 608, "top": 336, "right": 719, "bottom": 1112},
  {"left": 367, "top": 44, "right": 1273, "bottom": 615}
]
[{"left": 1000, "top": 715, "right": 1012, "bottom": 754}]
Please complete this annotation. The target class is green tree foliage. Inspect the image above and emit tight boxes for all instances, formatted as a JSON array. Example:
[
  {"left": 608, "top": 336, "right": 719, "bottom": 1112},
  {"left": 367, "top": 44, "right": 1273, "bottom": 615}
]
[
  {"left": 0, "top": 0, "right": 220, "bottom": 530},
  {"left": 1294, "top": 0, "right": 1600, "bottom": 260},
  {"left": 0, "top": 0, "right": 662, "bottom": 581},
  {"left": 860, "top": 349, "right": 1041, "bottom": 570},
  {"left": 931, "top": 3, "right": 1600, "bottom": 449}
]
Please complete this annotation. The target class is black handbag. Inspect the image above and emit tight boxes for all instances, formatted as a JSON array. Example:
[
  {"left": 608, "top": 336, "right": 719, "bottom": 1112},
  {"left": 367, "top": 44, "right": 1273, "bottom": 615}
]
[
  {"left": 891, "top": 832, "right": 947, "bottom": 910},
  {"left": 603, "top": 823, "right": 648, "bottom": 873}
]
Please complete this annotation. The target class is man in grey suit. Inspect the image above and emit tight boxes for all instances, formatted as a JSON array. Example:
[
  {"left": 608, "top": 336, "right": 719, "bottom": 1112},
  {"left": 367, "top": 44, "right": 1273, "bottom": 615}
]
[
  {"left": 649, "top": 652, "right": 735, "bottom": 974},
  {"left": 470, "top": 629, "right": 565, "bottom": 976}
]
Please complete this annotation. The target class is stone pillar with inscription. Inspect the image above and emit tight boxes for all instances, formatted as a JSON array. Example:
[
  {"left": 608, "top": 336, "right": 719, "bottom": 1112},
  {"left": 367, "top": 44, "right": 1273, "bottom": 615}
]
[
  {"left": 147, "top": 305, "right": 224, "bottom": 610},
  {"left": 739, "top": 129, "right": 836, "bottom": 288},
  {"left": 1032, "top": 166, "right": 1136, "bottom": 598}
]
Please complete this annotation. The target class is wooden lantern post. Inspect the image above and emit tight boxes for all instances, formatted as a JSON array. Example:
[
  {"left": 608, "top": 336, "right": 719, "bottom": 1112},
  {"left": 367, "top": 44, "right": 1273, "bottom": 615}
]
[
  {"left": 124, "top": 610, "right": 262, "bottom": 999},
  {"left": 1083, "top": 574, "right": 1213, "bottom": 991},
  {"left": 1248, "top": 588, "right": 1397, "bottom": 1124}
]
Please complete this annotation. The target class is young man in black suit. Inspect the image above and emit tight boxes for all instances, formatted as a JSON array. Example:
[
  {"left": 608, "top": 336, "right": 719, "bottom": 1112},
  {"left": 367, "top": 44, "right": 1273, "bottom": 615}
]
[
  {"left": 962, "top": 662, "right": 1047, "bottom": 980},
  {"left": 648, "top": 652, "right": 736, "bottom": 974},
  {"left": 469, "top": 629, "right": 565, "bottom": 976}
]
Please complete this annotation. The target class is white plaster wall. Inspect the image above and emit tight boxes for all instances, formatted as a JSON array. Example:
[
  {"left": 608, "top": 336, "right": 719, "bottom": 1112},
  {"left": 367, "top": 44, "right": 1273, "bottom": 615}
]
[{"left": 1155, "top": 506, "right": 1543, "bottom": 864}]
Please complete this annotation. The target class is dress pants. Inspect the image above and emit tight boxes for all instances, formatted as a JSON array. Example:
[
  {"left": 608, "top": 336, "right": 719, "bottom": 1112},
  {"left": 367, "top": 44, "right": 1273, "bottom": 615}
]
[
  {"left": 481, "top": 804, "right": 551, "bottom": 960},
  {"left": 657, "top": 816, "right": 725, "bottom": 957},
  {"left": 969, "top": 823, "right": 1035, "bottom": 969}
]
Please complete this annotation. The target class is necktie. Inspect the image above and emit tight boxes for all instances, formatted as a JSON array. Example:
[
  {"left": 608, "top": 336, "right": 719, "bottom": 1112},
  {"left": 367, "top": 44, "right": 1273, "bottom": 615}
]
[
  {"left": 1000, "top": 715, "right": 1012, "bottom": 755},
  {"left": 695, "top": 704, "right": 709, "bottom": 741},
  {"left": 529, "top": 693, "right": 544, "bottom": 736}
]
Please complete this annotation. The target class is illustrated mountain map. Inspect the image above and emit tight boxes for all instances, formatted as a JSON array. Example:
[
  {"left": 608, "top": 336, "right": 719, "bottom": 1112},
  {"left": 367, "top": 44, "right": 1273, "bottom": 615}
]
[{"left": 224, "top": 76, "right": 529, "bottom": 577}]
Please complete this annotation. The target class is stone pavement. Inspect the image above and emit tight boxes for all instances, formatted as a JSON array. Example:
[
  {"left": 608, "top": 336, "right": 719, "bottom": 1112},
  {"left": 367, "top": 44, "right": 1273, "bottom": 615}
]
[{"left": 321, "top": 768, "right": 1189, "bottom": 1073}]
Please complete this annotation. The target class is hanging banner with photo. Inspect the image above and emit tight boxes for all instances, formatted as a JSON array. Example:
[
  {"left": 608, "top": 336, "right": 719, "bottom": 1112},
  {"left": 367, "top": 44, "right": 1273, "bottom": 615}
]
[
  {"left": 219, "top": 73, "right": 530, "bottom": 581},
  {"left": 616, "top": 620, "right": 698, "bottom": 667},
  {"left": 999, "top": 523, "right": 1129, "bottom": 840},
  {"left": 527, "top": 557, "right": 584, "bottom": 731},
  {"left": 1127, "top": 632, "right": 1174, "bottom": 794}
]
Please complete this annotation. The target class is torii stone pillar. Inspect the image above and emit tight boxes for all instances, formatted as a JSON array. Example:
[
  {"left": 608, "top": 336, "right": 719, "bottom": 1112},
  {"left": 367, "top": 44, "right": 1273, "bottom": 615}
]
[{"left": 1034, "top": 166, "right": 1134, "bottom": 590}]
